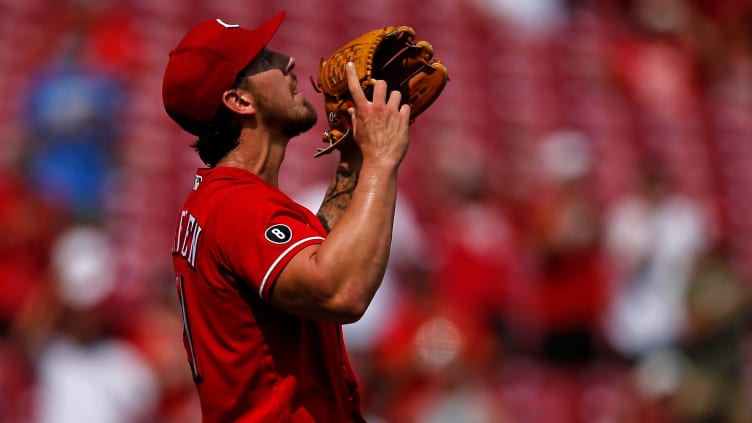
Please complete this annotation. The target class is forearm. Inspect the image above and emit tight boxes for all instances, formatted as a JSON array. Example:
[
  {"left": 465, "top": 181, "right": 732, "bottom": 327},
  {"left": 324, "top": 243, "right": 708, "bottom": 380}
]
[
  {"left": 312, "top": 160, "right": 399, "bottom": 313},
  {"left": 316, "top": 150, "right": 362, "bottom": 232}
]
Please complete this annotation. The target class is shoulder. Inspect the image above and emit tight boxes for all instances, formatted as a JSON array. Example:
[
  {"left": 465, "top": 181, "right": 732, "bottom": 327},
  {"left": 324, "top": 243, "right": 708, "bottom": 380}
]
[{"left": 198, "top": 168, "right": 278, "bottom": 209}]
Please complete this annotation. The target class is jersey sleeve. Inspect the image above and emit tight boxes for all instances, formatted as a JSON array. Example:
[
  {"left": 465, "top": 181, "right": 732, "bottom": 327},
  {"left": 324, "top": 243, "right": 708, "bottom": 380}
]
[{"left": 215, "top": 188, "right": 325, "bottom": 300}]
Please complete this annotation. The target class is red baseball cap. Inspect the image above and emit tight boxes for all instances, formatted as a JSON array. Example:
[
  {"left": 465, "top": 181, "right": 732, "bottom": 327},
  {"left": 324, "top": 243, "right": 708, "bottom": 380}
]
[{"left": 162, "top": 12, "right": 286, "bottom": 136}]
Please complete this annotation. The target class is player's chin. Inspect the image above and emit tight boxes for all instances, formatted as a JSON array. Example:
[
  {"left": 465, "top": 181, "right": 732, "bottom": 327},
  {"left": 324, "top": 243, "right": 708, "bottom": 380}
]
[
  {"left": 301, "top": 99, "right": 317, "bottom": 122},
  {"left": 283, "top": 105, "right": 317, "bottom": 138}
]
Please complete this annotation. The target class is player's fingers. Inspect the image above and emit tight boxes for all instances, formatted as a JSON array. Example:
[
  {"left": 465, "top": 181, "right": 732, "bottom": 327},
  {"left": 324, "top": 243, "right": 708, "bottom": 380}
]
[
  {"left": 386, "top": 89, "right": 402, "bottom": 109},
  {"left": 346, "top": 62, "right": 368, "bottom": 106},
  {"left": 372, "top": 79, "right": 387, "bottom": 104},
  {"left": 399, "top": 104, "right": 411, "bottom": 128}
]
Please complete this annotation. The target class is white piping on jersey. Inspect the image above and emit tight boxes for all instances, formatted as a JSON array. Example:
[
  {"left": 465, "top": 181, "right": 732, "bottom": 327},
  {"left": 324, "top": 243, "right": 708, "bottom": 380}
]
[{"left": 259, "top": 236, "right": 325, "bottom": 298}]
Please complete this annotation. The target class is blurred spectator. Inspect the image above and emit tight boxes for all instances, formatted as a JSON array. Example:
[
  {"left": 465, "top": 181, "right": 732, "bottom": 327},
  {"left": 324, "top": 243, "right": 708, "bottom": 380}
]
[
  {"left": 422, "top": 134, "right": 521, "bottom": 357},
  {"left": 21, "top": 3, "right": 132, "bottom": 221},
  {"left": 604, "top": 161, "right": 709, "bottom": 360},
  {"left": 11, "top": 225, "right": 158, "bottom": 423},
  {"left": 521, "top": 129, "right": 609, "bottom": 365}
]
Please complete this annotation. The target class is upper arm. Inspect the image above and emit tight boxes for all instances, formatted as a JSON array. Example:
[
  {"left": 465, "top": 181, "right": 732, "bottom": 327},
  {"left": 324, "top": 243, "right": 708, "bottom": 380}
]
[{"left": 269, "top": 244, "right": 363, "bottom": 323}]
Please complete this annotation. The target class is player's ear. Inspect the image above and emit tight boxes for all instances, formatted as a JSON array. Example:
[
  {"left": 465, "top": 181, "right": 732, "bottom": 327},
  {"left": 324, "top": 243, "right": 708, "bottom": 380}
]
[{"left": 221, "top": 90, "right": 256, "bottom": 116}]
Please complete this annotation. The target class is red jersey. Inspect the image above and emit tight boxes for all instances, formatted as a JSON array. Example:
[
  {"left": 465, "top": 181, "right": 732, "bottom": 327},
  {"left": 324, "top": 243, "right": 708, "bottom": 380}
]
[{"left": 172, "top": 167, "right": 364, "bottom": 423}]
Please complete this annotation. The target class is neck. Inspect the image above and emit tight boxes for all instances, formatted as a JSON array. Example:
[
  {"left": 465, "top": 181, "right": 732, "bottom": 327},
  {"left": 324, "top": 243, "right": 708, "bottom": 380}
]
[{"left": 216, "top": 127, "right": 288, "bottom": 188}]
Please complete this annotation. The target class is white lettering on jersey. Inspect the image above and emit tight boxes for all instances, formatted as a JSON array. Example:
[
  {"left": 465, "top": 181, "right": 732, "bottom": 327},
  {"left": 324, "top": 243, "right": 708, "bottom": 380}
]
[
  {"left": 216, "top": 19, "right": 239, "bottom": 28},
  {"left": 174, "top": 210, "right": 203, "bottom": 268}
]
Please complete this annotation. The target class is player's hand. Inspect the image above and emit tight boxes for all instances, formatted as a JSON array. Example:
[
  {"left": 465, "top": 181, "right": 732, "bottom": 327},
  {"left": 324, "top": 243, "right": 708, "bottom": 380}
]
[{"left": 346, "top": 62, "right": 410, "bottom": 166}]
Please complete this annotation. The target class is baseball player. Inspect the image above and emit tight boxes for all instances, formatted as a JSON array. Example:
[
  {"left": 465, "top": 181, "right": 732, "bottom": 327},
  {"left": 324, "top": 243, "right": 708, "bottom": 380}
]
[{"left": 163, "top": 11, "right": 410, "bottom": 423}]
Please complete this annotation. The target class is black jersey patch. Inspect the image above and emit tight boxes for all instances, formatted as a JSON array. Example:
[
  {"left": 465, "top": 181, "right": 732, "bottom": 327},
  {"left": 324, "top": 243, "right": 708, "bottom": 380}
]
[{"left": 265, "top": 224, "right": 292, "bottom": 244}]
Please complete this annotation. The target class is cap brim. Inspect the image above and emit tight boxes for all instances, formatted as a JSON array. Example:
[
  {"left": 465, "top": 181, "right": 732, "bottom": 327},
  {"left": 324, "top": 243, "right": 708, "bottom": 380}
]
[{"left": 240, "top": 11, "right": 286, "bottom": 71}]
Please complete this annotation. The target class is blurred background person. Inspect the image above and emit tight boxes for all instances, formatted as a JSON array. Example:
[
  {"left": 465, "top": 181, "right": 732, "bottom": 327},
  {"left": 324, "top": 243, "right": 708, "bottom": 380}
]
[{"left": 10, "top": 224, "right": 158, "bottom": 423}]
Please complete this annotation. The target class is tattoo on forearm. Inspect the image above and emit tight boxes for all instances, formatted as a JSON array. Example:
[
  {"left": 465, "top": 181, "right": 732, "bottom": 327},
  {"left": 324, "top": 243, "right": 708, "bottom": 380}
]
[{"left": 317, "top": 165, "right": 359, "bottom": 233}]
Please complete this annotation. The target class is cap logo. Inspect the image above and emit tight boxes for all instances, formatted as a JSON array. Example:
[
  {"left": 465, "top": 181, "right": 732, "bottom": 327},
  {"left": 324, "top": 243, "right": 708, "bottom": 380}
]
[
  {"left": 216, "top": 19, "right": 240, "bottom": 28},
  {"left": 265, "top": 224, "right": 292, "bottom": 244}
]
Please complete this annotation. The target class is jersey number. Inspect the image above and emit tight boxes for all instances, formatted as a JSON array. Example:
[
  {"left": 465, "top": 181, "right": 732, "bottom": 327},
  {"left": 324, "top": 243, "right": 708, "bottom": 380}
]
[{"left": 176, "top": 275, "right": 202, "bottom": 382}]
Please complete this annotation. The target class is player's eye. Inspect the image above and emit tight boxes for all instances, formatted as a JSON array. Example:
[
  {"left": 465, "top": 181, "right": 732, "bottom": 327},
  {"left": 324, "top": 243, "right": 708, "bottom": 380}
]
[
  {"left": 236, "top": 48, "right": 291, "bottom": 82},
  {"left": 263, "top": 50, "right": 291, "bottom": 74}
]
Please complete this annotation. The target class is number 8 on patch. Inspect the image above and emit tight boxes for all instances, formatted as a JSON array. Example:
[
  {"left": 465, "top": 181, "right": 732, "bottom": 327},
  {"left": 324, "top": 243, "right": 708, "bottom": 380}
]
[{"left": 265, "top": 224, "right": 292, "bottom": 244}]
